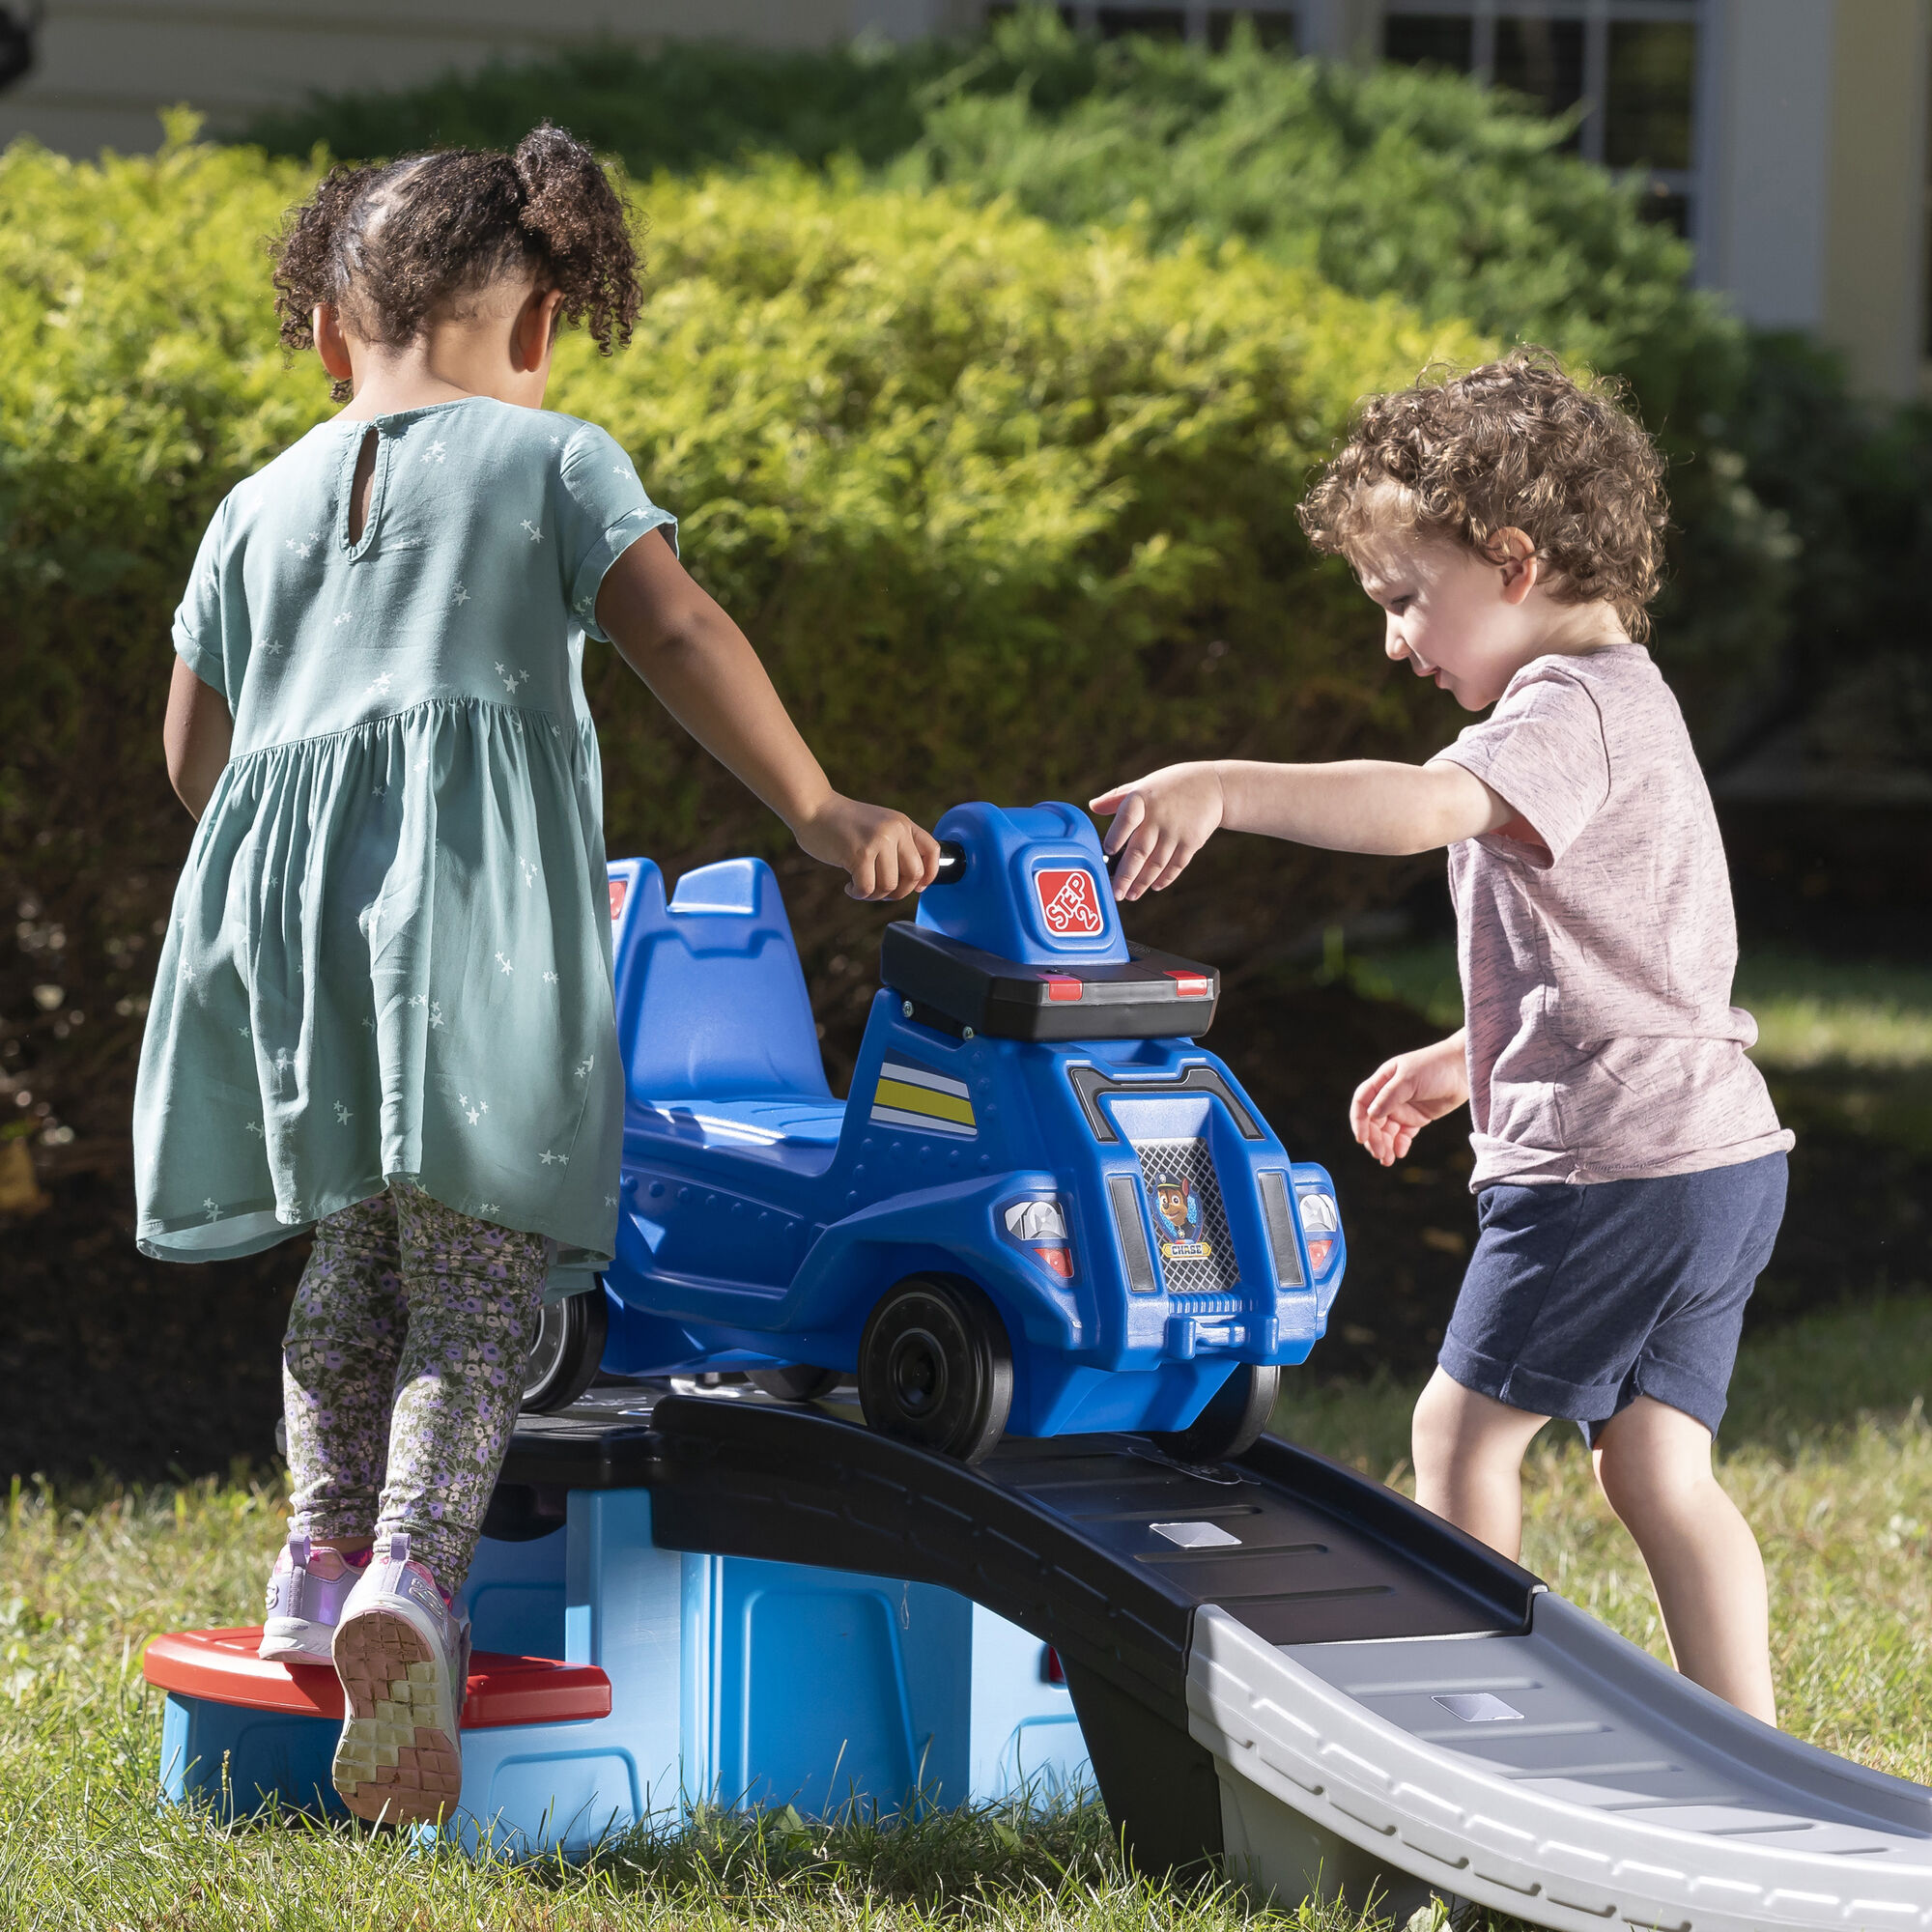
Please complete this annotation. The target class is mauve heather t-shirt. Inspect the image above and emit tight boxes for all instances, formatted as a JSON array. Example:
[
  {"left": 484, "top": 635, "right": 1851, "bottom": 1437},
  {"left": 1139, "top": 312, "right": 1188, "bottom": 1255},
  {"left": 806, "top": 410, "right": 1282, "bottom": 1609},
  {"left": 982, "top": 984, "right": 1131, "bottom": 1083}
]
[{"left": 1428, "top": 642, "right": 1792, "bottom": 1189}]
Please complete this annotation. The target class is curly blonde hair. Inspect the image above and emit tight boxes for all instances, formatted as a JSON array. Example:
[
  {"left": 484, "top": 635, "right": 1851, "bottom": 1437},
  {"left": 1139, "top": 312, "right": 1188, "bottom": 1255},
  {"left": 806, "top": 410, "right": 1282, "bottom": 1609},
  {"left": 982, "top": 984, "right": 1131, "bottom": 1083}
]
[{"left": 1297, "top": 350, "right": 1669, "bottom": 641}]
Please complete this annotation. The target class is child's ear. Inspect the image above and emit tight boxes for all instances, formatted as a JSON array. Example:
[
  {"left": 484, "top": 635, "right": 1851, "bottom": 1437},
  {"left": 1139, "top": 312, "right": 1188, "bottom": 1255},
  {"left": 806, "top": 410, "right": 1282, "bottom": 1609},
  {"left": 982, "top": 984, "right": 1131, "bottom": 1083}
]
[
  {"left": 1493, "top": 526, "right": 1540, "bottom": 606},
  {"left": 313, "top": 304, "right": 355, "bottom": 387}
]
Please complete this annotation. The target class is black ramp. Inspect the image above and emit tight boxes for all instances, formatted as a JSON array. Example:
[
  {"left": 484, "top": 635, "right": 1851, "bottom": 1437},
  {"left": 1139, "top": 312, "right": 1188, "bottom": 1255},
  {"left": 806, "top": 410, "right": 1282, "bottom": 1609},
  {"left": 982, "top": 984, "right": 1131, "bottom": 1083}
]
[{"left": 632, "top": 1393, "right": 1539, "bottom": 1876}]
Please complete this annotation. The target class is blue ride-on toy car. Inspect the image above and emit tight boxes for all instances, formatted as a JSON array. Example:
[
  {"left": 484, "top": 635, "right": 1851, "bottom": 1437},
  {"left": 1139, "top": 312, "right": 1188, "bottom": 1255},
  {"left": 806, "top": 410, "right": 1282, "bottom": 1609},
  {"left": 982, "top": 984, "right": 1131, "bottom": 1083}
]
[{"left": 521, "top": 802, "right": 1347, "bottom": 1463}]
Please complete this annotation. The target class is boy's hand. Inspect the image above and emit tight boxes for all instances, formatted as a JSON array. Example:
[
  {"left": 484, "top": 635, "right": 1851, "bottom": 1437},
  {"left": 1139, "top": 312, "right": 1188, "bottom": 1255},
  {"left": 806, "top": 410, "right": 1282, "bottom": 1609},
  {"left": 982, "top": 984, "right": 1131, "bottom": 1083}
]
[
  {"left": 1089, "top": 762, "right": 1225, "bottom": 901},
  {"left": 1350, "top": 1031, "right": 1469, "bottom": 1166},
  {"left": 796, "top": 796, "right": 942, "bottom": 900}
]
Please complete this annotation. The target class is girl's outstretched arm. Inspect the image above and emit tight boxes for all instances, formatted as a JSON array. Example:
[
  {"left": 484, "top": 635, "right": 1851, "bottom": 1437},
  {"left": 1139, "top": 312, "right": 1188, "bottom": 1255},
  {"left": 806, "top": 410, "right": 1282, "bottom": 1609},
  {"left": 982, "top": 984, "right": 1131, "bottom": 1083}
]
[
  {"left": 1090, "top": 758, "right": 1516, "bottom": 901},
  {"left": 597, "top": 529, "right": 940, "bottom": 900},
  {"left": 163, "top": 659, "right": 233, "bottom": 821}
]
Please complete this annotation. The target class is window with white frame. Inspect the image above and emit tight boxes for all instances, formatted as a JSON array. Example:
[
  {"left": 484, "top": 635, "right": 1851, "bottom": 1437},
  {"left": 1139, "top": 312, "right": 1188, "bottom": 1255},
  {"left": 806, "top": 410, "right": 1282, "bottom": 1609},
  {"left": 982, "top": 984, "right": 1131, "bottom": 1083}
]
[
  {"left": 983, "top": 3, "right": 1303, "bottom": 48},
  {"left": 1382, "top": 1, "right": 1700, "bottom": 237}
]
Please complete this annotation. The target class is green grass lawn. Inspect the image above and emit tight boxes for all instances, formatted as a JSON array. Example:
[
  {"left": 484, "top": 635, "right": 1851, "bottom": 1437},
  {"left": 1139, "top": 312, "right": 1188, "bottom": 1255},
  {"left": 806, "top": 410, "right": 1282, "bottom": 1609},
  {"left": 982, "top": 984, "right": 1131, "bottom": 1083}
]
[
  {"left": 1342, "top": 939, "right": 1932, "bottom": 1073},
  {"left": 4, "top": 1294, "right": 1930, "bottom": 1931}
]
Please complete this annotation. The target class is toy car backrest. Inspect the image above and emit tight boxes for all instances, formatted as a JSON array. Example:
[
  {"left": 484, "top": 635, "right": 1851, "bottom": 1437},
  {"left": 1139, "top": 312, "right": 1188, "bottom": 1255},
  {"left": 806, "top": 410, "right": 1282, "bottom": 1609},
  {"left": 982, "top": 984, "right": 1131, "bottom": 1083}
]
[{"left": 608, "top": 856, "right": 831, "bottom": 1101}]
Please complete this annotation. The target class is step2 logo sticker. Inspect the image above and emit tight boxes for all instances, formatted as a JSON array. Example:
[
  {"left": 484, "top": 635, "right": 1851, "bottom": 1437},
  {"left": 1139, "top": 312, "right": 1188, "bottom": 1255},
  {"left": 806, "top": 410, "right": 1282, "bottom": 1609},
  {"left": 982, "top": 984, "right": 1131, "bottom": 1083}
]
[
  {"left": 1035, "top": 867, "right": 1105, "bottom": 939},
  {"left": 1150, "top": 1174, "right": 1212, "bottom": 1264}
]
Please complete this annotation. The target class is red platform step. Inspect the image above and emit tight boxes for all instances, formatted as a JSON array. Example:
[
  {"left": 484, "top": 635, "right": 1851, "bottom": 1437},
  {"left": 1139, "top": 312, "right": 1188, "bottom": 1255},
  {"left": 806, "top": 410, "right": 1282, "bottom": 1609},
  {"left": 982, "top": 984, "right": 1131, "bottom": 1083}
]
[{"left": 143, "top": 1628, "right": 611, "bottom": 1729}]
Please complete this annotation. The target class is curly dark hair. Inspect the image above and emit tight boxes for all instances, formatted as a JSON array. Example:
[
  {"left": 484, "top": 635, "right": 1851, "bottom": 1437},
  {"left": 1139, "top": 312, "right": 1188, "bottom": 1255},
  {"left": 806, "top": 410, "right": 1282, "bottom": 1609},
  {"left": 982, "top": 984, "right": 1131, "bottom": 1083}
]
[
  {"left": 1297, "top": 350, "right": 1669, "bottom": 641},
  {"left": 270, "top": 124, "right": 642, "bottom": 400}
]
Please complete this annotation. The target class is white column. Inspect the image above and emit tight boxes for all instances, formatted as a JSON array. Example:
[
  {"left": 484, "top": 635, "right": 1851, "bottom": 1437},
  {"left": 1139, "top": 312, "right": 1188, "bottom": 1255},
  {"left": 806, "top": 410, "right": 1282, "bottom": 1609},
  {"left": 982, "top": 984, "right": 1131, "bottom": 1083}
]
[{"left": 1699, "top": 0, "right": 1835, "bottom": 330}]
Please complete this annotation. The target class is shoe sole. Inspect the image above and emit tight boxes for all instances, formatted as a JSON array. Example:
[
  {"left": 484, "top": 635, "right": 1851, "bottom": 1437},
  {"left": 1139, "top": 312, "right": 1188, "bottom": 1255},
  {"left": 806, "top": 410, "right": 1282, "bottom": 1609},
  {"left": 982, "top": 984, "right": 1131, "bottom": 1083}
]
[{"left": 330, "top": 1606, "right": 463, "bottom": 1826}]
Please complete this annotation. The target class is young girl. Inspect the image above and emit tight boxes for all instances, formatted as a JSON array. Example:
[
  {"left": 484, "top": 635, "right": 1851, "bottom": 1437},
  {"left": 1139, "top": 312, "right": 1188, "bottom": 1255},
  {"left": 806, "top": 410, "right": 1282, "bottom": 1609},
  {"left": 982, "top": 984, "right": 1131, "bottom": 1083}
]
[
  {"left": 133, "top": 125, "right": 938, "bottom": 1826},
  {"left": 1091, "top": 354, "right": 1790, "bottom": 1725}
]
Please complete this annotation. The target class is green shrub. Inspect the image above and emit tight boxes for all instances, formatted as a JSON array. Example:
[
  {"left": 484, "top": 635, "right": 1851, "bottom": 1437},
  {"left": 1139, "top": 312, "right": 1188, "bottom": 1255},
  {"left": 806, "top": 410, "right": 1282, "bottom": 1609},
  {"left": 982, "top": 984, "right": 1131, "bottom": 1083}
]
[
  {"left": 234, "top": 10, "right": 1788, "bottom": 733},
  {"left": 0, "top": 133, "right": 1482, "bottom": 1148}
]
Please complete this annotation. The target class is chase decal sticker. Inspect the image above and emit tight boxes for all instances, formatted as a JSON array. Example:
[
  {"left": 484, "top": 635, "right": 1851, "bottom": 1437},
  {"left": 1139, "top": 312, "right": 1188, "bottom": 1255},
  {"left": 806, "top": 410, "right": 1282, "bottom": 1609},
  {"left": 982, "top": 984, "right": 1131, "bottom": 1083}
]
[
  {"left": 870, "top": 1060, "right": 977, "bottom": 1139},
  {"left": 1149, "top": 1173, "right": 1212, "bottom": 1264}
]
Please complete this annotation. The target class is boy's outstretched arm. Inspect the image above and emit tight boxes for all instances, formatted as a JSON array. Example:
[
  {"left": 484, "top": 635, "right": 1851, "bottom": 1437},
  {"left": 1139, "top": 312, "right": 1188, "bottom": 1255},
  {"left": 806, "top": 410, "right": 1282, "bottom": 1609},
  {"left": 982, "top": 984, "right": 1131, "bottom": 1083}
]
[
  {"left": 1090, "top": 757, "right": 1515, "bottom": 901},
  {"left": 599, "top": 529, "right": 940, "bottom": 900}
]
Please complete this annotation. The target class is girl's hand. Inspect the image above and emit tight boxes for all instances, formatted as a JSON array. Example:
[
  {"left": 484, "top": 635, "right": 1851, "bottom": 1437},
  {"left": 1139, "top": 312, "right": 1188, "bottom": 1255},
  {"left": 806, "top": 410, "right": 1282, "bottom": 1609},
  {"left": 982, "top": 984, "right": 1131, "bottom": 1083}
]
[
  {"left": 1350, "top": 1031, "right": 1469, "bottom": 1166},
  {"left": 1089, "top": 763, "right": 1226, "bottom": 901},
  {"left": 796, "top": 796, "right": 942, "bottom": 900}
]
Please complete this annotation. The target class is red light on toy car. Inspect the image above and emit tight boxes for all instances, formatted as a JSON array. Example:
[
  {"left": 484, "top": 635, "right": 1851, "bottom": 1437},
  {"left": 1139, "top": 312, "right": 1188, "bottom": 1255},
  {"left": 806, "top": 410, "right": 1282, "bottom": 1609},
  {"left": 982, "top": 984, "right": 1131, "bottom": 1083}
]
[
  {"left": 1164, "top": 970, "right": 1209, "bottom": 997},
  {"left": 1045, "top": 977, "right": 1084, "bottom": 1002},
  {"left": 609, "top": 878, "right": 629, "bottom": 922},
  {"left": 1306, "top": 1236, "right": 1335, "bottom": 1271},
  {"left": 1034, "top": 1244, "right": 1075, "bottom": 1280},
  {"left": 1041, "top": 1645, "right": 1066, "bottom": 1685}
]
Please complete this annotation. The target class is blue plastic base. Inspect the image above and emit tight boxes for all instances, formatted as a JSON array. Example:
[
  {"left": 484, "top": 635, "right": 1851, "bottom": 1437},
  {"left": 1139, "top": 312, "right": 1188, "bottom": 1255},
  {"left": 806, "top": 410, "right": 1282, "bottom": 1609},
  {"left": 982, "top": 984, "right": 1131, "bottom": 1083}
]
[{"left": 157, "top": 1489, "right": 1090, "bottom": 1854}]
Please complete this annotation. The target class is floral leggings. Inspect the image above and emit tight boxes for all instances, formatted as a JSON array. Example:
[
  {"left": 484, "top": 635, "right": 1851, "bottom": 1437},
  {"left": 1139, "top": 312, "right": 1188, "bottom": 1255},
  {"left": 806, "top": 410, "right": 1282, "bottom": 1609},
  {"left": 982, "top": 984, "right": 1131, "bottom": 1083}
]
[{"left": 281, "top": 1182, "right": 547, "bottom": 1588}]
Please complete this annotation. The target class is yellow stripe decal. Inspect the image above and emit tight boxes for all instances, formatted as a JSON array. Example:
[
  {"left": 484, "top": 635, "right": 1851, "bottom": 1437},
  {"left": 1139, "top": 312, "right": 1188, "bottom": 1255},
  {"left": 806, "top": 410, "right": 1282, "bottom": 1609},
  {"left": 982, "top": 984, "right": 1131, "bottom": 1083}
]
[{"left": 873, "top": 1078, "right": 977, "bottom": 1127}]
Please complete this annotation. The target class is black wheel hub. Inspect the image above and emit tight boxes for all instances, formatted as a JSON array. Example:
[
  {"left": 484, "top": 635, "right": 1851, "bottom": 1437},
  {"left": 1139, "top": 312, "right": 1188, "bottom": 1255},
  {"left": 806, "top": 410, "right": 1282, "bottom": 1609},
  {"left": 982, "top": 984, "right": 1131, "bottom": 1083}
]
[{"left": 858, "top": 1277, "right": 1013, "bottom": 1463}]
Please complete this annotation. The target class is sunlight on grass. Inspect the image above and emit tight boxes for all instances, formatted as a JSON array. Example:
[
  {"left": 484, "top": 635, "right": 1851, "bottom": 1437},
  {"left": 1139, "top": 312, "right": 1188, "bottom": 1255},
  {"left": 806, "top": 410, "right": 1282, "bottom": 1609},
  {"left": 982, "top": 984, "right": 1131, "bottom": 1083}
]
[
  {"left": 1340, "top": 940, "right": 1932, "bottom": 1077},
  {"left": 3, "top": 1299, "right": 1929, "bottom": 1929},
  {"left": 1735, "top": 952, "right": 1932, "bottom": 1072}
]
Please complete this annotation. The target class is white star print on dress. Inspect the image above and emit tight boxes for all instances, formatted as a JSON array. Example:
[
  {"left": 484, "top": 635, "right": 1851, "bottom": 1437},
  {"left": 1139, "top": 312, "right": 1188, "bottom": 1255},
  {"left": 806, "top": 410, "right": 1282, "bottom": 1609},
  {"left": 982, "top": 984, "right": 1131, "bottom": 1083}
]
[
  {"left": 574, "top": 1055, "right": 594, "bottom": 1080},
  {"left": 203, "top": 1198, "right": 222, "bottom": 1221},
  {"left": 520, "top": 860, "right": 538, "bottom": 889},
  {"left": 519, "top": 521, "right": 544, "bottom": 544},
  {"left": 428, "top": 1002, "right": 446, "bottom": 1029},
  {"left": 495, "top": 952, "right": 514, "bottom": 975},
  {"left": 542, "top": 970, "right": 559, "bottom": 985},
  {"left": 421, "top": 439, "right": 447, "bottom": 464},
  {"left": 334, "top": 1102, "right": 353, "bottom": 1124},
  {"left": 285, "top": 530, "right": 320, "bottom": 559},
  {"left": 333, "top": 612, "right": 352, "bottom": 627},
  {"left": 479, "top": 1200, "right": 501, "bottom": 1215},
  {"left": 243, "top": 1120, "right": 264, "bottom": 1137},
  {"left": 539, "top": 1151, "right": 568, "bottom": 1166},
  {"left": 366, "top": 671, "right": 392, "bottom": 697},
  {"left": 453, "top": 583, "right": 470, "bottom": 606},
  {"left": 495, "top": 662, "right": 529, "bottom": 696}
]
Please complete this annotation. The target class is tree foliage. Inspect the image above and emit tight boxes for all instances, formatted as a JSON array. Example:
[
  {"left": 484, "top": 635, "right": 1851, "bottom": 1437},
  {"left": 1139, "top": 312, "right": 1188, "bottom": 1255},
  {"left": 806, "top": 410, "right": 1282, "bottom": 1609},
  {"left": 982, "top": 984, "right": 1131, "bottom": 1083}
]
[{"left": 0, "top": 133, "right": 1481, "bottom": 1144}]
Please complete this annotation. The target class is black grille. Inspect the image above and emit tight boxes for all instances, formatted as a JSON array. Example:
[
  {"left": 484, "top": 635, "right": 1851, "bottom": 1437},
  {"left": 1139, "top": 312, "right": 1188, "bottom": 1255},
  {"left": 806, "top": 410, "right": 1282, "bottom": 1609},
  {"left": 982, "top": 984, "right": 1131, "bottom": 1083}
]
[{"left": 1132, "top": 1137, "right": 1240, "bottom": 1295}]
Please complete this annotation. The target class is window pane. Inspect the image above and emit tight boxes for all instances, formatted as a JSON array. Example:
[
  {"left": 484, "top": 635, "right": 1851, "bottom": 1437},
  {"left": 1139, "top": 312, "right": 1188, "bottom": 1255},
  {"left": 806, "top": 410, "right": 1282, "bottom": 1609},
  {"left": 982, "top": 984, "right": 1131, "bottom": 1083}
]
[
  {"left": 1605, "top": 20, "right": 1696, "bottom": 171},
  {"left": 1636, "top": 185, "right": 1690, "bottom": 237},
  {"left": 1494, "top": 16, "right": 1585, "bottom": 134},
  {"left": 1383, "top": 14, "right": 1474, "bottom": 72},
  {"left": 1208, "top": 8, "right": 1297, "bottom": 51},
  {"left": 1097, "top": 7, "right": 1187, "bottom": 36}
]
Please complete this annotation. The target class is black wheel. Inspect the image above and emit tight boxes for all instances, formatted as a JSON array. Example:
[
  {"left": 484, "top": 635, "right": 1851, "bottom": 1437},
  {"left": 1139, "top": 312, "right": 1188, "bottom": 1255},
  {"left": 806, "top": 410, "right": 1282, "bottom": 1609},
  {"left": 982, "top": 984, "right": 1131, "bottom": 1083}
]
[
  {"left": 747, "top": 1364, "right": 842, "bottom": 1403},
  {"left": 1151, "top": 1363, "right": 1279, "bottom": 1464},
  {"left": 521, "top": 1286, "right": 610, "bottom": 1413},
  {"left": 858, "top": 1275, "right": 1012, "bottom": 1463}
]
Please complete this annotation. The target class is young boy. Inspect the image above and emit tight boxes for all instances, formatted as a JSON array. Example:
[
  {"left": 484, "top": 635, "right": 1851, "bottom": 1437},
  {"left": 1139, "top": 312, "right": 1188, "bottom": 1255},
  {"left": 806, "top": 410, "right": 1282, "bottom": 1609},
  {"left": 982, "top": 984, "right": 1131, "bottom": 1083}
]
[{"left": 1091, "top": 351, "right": 1791, "bottom": 1723}]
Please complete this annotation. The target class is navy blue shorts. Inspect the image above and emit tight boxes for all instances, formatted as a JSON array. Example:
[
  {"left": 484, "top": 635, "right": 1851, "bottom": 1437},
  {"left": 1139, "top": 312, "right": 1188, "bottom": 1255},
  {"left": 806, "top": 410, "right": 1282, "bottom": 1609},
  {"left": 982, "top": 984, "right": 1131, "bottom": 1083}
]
[{"left": 1438, "top": 1152, "right": 1787, "bottom": 1444}]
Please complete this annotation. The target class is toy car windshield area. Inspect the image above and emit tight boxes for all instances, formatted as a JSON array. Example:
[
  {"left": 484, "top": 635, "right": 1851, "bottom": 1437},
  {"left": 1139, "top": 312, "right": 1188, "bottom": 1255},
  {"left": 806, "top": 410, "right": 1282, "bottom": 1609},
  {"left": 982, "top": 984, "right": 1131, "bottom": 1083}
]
[{"left": 528, "top": 802, "right": 1347, "bottom": 1465}]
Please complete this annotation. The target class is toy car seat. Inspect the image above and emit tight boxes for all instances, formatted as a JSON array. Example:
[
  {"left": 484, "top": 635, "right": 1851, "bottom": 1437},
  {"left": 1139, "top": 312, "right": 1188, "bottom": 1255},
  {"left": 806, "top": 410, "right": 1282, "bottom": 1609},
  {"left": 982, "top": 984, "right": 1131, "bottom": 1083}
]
[{"left": 611, "top": 857, "right": 831, "bottom": 1101}]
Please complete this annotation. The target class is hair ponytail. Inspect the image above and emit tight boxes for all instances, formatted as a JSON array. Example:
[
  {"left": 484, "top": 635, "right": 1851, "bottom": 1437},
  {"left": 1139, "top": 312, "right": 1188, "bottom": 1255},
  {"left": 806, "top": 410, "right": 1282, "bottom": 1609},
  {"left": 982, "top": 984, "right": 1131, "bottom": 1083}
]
[{"left": 511, "top": 123, "right": 642, "bottom": 355}]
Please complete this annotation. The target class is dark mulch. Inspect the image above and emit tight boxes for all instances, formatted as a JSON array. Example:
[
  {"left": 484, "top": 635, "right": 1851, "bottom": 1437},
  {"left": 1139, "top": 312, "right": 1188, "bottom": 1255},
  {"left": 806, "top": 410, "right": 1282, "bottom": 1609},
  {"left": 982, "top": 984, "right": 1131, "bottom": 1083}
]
[{"left": 3, "top": 976, "right": 1927, "bottom": 1482}]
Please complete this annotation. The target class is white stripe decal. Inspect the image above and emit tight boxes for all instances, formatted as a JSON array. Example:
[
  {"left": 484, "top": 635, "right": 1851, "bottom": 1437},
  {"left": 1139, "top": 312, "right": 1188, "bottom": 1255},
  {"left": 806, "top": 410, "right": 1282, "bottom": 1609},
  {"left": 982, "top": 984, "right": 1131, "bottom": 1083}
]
[
  {"left": 869, "top": 1103, "right": 978, "bottom": 1138},
  {"left": 879, "top": 1060, "right": 970, "bottom": 1099}
]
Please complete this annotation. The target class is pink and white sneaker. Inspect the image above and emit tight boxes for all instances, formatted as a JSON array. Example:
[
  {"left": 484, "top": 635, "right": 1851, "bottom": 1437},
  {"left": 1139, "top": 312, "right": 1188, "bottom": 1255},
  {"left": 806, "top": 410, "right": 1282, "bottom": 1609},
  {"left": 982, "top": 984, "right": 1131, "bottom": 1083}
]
[
  {"left": 328, "top": 1532, "right": 471, "bottom": 1827},
  {"left": 259, "top": 1536, "right": 368, "bottom": 1665}
]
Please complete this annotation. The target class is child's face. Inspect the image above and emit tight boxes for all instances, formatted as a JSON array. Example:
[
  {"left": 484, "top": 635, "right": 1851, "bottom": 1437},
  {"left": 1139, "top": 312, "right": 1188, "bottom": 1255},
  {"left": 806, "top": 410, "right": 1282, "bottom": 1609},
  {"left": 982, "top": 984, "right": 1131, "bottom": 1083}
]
[{"left": 1352, "top": 529, "right": 1540, "bottom": 712}]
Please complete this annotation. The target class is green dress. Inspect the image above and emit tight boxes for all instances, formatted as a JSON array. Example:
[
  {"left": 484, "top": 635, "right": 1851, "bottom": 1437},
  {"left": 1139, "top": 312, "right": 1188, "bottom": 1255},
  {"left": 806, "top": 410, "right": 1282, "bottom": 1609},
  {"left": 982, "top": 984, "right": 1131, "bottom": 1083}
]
[{"left": 133, "top": 396, "right": 673, "bottom": 1283}]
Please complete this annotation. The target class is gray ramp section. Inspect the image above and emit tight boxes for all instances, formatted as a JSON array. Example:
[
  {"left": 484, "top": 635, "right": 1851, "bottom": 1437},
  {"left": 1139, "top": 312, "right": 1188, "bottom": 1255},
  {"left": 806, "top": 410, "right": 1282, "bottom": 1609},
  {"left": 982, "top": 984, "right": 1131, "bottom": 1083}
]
[{"left": 1190, "top": 1596, "right": 1932, "bottom": 1931}]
